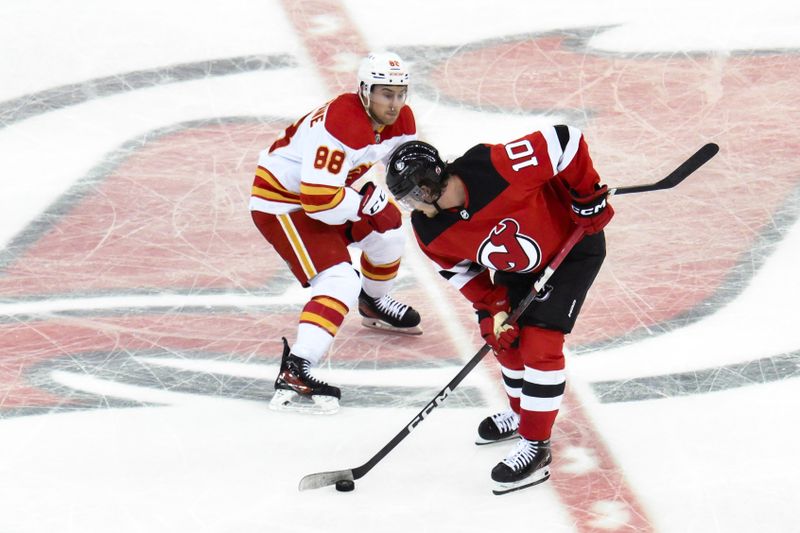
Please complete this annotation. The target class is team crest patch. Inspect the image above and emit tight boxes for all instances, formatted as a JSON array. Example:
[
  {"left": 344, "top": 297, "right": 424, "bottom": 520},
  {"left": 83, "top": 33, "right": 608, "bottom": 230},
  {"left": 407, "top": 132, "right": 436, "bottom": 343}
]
[{"left": 477, "top": 218, "right": 541, "bottom": 273}]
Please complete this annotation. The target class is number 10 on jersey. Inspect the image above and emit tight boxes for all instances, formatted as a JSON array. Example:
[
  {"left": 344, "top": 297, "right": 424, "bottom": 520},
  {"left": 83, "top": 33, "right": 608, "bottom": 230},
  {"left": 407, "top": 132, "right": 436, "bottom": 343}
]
[{"left": 505, "top": 139, "right": 539, "bottom": 171}]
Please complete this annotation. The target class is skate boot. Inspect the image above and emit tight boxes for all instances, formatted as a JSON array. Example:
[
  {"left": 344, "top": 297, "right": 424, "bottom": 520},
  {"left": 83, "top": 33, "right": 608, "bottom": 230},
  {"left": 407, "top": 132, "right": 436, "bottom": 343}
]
[
  {"left": 491, "top": 438, "right": 552, "bottom": 495},
  {"left": 475, "top": 409, "right": 520, "bottom": 445},
  {"left": 269, "top": 338, "right": 341, "bottom": 415},
  {"left": 358, "top": 289, "right": 422, "bottom": 335}
]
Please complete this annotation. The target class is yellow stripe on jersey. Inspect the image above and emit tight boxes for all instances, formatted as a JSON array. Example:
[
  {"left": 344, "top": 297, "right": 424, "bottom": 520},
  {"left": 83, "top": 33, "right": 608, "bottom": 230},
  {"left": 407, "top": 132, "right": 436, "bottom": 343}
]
[
  {"left": 277, "top": 214, "right": 316, "bottom": 279},
  {"left": 256, "top": 167, "right": 293, "bottom": 193},
  {"left": 299, "top": 182, "right": 342, "bottom": 196},
  {"left": 253, "top": 167, "right": 300, "bottom": 203},
  {"left": 251, "top": 185, "right": 302, "bottom": 203},
  {"left": 300, "top": 182, "right": 345, "bottom": 213}
]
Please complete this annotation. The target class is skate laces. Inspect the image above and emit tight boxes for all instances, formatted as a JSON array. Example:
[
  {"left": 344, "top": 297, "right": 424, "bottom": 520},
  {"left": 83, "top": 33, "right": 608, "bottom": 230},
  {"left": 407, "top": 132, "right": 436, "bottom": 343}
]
[
  {"left": 502, "top": 439, "right": 539, "bottom": 471},
  {"left": 297, "top": 358, "right": 329, "bottom": 387},
  {"left": 374, "top": 294, "right": 408, "bottom": 320},
  {"left": 491, "top": 410, "right": 520, "bottom": 433}
]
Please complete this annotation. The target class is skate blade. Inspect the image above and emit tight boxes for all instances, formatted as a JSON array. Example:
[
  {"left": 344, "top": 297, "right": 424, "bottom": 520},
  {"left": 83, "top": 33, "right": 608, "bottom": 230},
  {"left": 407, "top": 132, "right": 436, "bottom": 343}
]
[
  {"left": 269, "top": 389, "right": 340, "bottom": 415},
  {"left": 475, "top": 430, "right": 520, "bottom": 446},
  {"left": 491, "top": 466, "right": 551, "bottom": 495},
  {"left": 360, "top": 317, "right": 423, "bottom": 336}
]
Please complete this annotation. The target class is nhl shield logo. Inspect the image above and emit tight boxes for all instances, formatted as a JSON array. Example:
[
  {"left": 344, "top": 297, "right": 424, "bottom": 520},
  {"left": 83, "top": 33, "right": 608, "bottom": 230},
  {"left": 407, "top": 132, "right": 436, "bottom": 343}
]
[{"left": 477, "top": 218, "right": 541, "bottom": 273}]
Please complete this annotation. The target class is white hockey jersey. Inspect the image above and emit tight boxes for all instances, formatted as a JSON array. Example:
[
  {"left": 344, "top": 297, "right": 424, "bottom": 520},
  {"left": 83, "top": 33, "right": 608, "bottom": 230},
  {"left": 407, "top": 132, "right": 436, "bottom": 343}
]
[{"left": 249, "top": 93, "right": 417, "bottom": 225}]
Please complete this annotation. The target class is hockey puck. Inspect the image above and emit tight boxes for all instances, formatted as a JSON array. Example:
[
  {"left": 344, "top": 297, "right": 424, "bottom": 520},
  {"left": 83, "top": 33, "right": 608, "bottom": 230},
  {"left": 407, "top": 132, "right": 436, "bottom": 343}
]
[{"left": 335, "top": 479, "right": 355, "bottom": 492}]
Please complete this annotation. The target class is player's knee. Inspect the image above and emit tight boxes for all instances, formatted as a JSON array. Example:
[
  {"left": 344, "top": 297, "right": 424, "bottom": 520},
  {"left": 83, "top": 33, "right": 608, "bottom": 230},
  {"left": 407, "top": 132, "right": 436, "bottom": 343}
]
[
  {"left": 520, "top": 326, "right": 565, "bottom": 370},
  {"left": 309, "top": 262, "right": 361, "bottom": 310},
  {"left": 362, "top": 227, "right": 406, "bottom": 264}
]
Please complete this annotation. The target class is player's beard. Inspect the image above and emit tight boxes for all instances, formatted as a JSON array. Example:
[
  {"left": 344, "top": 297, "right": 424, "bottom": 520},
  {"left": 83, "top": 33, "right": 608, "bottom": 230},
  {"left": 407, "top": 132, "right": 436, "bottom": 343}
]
[{"left": 367, "top": 103, "right": 399, "bottom": 127}]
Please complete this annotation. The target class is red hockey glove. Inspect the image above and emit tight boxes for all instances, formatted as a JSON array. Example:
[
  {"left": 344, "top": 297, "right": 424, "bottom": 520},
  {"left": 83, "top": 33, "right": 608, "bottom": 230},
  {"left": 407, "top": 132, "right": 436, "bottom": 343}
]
[
  {"left": 478, "top": 310, "right": 519, "bottom": 353},
  {"left": 474, "top": 284, "right": 519, "bottom": 353},
  {"left": 570, "top": 184, "right": 614, "bottom": 234},
  {"left": 359, "top": 182, "right": 402, "bottom": 233}
]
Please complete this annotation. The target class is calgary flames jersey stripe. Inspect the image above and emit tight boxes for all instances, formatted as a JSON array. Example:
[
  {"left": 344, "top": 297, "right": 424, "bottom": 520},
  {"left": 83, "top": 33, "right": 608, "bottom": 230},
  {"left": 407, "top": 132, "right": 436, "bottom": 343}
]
[
  {"left": 312, "top": 296, "right": 349, "bottom": 316},
  {"left": 252, "top": 166, "right": 300, "bottom": 204},
  {"left": 299, "top": 182, "right": 345, "bottom": 213},
  {"left": 299, "top": 311, "right": 339, "bottom": 336},
  {"left": 360, "top": 256, "right": 400, "bottom": 281},
  {"left": 300, "top": 296, "right": 349, "bottom": 336},
  {"left": 276, "top": 214, "right": 316, "bottom": 279}
]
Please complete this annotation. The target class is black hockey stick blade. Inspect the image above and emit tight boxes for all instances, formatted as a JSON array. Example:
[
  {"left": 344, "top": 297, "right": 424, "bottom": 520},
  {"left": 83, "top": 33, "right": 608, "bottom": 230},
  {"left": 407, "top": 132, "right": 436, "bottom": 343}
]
[{"left": 612, "top": 143, "right": 719, "bottom": 196}]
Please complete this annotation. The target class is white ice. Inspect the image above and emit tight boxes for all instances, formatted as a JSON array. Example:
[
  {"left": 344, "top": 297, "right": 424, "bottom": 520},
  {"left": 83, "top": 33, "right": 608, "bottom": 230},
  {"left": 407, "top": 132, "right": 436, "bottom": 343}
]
[{"left": 1, "top": 1, "right": 799, "bottom": 532}]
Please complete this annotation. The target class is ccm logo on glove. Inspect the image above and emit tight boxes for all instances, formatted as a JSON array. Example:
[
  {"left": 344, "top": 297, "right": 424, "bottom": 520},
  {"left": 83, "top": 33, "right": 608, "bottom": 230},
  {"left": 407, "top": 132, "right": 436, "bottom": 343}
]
[
  {"left": 359, "top": 182, "right": 402, "bottom": 233},
  {"left": 570, "top": 184, "right": 614, "bottom": 234}
]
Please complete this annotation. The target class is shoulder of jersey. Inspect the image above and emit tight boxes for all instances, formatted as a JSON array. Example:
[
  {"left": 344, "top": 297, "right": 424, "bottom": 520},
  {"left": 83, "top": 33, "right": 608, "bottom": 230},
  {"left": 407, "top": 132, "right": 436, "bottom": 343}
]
[
  {"left": 411, "top": 209, "right": 463, "bottom": 247},
  {"left": 325, "top": 94, "right": 415, "bottom": 149},
  {"left": 321, "top": 94, "right": 372, "bottom": 149}
]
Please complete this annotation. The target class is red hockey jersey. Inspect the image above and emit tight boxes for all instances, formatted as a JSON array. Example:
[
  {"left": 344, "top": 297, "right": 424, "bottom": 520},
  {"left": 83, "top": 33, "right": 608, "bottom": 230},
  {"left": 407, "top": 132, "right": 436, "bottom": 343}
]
[{"left": 411, "top": 125, "right": 601, "bottom": 308}]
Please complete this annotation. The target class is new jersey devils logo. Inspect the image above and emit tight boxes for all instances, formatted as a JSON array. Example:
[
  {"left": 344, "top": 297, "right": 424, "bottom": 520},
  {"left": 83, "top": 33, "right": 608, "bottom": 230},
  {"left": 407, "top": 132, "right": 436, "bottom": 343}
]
[{"left": 477, "top": 218, "right": 541, "bottom": 273}]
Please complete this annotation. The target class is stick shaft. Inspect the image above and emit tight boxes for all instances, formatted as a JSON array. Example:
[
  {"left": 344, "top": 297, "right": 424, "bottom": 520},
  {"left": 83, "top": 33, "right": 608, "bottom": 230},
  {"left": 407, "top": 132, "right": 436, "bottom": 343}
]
[{"left": 299, "top": 142, "right": 719, "bottom": 491}]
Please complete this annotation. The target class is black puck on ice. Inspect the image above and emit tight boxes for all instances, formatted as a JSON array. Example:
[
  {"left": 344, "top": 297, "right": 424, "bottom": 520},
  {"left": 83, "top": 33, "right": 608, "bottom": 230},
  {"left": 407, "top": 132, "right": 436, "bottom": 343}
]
[{"left": 335, "top": 479, "right": 355, "bottom": 492}]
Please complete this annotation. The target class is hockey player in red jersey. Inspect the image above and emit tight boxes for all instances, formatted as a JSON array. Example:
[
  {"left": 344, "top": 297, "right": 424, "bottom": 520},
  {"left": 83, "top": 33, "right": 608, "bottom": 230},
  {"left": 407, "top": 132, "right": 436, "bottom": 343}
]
[
  {"left": 250, "top": 52, "right": 422, "bottom": 414},
  {"left": 385, "top": 128, "right": 613, "bottom": 494}
]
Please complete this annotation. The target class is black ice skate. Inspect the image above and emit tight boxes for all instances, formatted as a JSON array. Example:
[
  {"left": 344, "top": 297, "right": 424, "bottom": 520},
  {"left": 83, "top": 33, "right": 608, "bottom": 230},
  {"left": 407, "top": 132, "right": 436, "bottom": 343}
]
[
  {"left": 475, "top": 409, "right": 520, "bottom": 445},
  {"left": 269, "top": 338, "right": 341, "bottom": 415},
  {"left": 491, "top": 438, "right": 552, "bottom": 495},
  {"left": 358, "top": 289, "right": 422, "bottom": 335}
]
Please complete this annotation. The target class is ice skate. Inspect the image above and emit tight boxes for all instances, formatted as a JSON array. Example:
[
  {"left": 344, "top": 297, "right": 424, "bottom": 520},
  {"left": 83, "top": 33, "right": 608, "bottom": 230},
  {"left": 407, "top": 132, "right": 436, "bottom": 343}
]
[
  {"left": 491, "top": 438, "right": 551, "bottom": 495},
  {"left": 475, "top": 409, "right": 520, "bottom": 445},
  {"left": 358, "top": 289, "right": 422, "bottom": 335},
  {"left": 269, "top": 338, "right": 341, "bottom": 415}
]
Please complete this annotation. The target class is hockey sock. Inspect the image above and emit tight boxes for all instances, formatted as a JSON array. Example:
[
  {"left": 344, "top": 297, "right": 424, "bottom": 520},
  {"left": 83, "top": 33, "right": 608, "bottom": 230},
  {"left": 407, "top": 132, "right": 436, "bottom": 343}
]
[{"left": 518, "top": 327, "right": 566, "bottom": 441}]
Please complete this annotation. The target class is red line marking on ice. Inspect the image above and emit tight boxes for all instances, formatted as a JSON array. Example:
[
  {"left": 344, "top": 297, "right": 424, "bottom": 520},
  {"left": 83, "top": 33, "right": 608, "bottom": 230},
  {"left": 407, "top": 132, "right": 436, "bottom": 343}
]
[{"left": 279, "top": 0, "right": 368, "bottom": 94}]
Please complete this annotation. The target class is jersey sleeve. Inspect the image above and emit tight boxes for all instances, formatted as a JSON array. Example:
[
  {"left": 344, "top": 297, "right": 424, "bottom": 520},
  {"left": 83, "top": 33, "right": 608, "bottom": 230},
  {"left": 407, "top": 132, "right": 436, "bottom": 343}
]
[
  {"left": 539, "top": 125, "right": 602, "bottom": 196},
  {"left": 414, "top": 235, "right": 498, "bottom": 308}
]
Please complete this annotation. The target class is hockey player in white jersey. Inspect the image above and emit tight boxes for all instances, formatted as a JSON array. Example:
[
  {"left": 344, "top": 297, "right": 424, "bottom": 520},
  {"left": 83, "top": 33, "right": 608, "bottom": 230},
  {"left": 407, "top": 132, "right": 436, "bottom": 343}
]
[{"left": 250, "top": 52, "right": 422, "bottom": 414}]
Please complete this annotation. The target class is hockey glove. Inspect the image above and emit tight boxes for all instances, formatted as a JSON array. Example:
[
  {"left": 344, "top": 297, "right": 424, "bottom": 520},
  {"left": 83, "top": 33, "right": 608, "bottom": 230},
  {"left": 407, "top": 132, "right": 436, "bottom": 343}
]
[
  {"left": 474, "top": 284, "right": 519, "bottom": 353},
  {"left": 570, "top": 184, "right": 614, "bottom": 234},
  {"left": 358, "top": 182, "right": 402, "bottom": 233},
  {"left": 478, "top": 309, "right": 519, "bottom": 353}
]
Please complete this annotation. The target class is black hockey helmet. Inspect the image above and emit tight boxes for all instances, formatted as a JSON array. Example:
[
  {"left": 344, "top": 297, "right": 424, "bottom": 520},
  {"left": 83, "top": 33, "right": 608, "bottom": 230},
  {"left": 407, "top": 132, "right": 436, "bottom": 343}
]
[{"left": 386, "top": 140, "right": 446, "bottom": 210}]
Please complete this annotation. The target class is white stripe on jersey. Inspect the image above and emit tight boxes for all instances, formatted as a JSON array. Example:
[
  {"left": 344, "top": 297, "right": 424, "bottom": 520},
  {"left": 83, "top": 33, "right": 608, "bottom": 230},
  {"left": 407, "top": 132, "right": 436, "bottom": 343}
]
[
  {"left": 442, "top": 260, "right": 486, "bottom": 290},
  {"left": 541, "top": 125, "right": 583, "bottom": 174},
  {"left": 249, "top": 196, "right": 297, "bottom": 215}
]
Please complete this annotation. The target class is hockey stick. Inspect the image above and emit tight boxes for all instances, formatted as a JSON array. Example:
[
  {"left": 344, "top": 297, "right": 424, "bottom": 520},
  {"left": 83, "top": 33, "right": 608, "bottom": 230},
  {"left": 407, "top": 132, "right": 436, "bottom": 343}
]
[
  {"left": 298, "top": 142, "right": 719, "bottom": 492},
  {"left": 611, "top": 142, "right": 719, "bottom": 196},
  {"left": 298, "top": 227, "right": 584, "bottom": 491}
]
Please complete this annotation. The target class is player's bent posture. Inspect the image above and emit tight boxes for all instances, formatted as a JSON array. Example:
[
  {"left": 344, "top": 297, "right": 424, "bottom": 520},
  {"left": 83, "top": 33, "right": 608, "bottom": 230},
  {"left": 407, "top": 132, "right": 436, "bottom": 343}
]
[
  {"left": 250, "top": 52, "right": 422, "bottom": 415},
  {"left": 385, "top": 128, "right": 613, "bottom": 494}
]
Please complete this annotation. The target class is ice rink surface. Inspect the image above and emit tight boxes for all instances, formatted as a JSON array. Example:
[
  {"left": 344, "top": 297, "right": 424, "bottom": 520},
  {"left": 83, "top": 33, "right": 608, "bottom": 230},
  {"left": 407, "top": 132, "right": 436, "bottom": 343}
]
[{"left": 1, "top": 0, "right": 799, "bottom": 531}]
